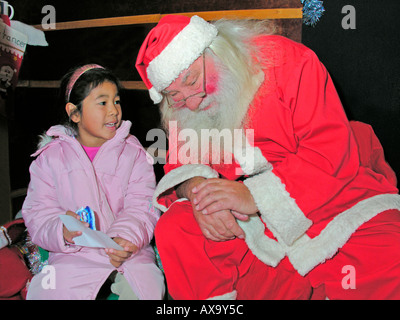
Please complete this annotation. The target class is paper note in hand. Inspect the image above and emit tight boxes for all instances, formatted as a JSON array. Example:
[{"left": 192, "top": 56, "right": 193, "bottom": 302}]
[{"left": 59, "top": 215, "right": 123, "bottom": 251}]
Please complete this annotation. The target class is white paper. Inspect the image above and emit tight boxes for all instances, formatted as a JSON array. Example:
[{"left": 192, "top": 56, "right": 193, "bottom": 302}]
[{"left": 59, "top": 215, "right": 123, "bottom": 250}]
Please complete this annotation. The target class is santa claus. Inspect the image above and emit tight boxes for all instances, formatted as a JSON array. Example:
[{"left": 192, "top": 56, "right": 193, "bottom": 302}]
[{"left": 136, "top": 15, "right": 400, "bottom": 299}]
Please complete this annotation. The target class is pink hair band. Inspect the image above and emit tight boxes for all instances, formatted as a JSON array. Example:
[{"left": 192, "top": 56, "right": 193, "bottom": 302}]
[{"left": 66, "top": 64, "right": 104, "bottom": 102}]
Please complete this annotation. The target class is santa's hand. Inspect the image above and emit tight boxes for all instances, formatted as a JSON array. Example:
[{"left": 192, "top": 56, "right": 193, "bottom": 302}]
[
  {"left": 193, "top": 206, "right": 245, "bottom": 241},
  {"left": 191, "top": 178, "right": 258, "bottom": 218}
]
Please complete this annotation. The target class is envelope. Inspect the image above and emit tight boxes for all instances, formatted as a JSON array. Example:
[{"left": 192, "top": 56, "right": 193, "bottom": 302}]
[{"left": 59, "top": 215, "right": 123, "bottom": 250}]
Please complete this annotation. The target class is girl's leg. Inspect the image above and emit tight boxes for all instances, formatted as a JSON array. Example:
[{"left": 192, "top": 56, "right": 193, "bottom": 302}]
[{"left": 27, "top": 253, "right": 113, "bottom": 300}]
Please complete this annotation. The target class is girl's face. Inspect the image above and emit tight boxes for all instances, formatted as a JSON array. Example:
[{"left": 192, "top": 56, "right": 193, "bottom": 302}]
[{"left": 71, "top": 81, "right": 122, "bottom": 147}]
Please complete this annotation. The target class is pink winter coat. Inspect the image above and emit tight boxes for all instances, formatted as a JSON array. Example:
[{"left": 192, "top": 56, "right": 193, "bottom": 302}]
[{"left": 22, "top": 120, "right": 165, "bottom": 299}]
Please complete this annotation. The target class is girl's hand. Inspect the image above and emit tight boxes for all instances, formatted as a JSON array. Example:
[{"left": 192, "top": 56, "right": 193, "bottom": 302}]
[
  {"left": 62, "top": 210, "right": 89, "bottom": 244},
  {"left": 191, "top": 178, "right": 258, "bottom": 218},
  {"left": 106, "top": 237, "right": 138, "bottom": 268}
]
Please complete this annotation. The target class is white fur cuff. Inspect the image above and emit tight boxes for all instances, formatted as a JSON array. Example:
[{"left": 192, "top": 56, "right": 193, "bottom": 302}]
[
  {"left": 153, "top": 164, "right": 219, "bottom": 212},
  {"left": 207, "top": 290, "right": 237, "bottom": 300},
  {"left": 244, "top": 170, "right": 312, "bottom": 246}
]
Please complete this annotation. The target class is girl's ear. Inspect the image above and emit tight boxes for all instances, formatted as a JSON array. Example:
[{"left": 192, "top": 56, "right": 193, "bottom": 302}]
[{"left": 66, "top": 102, "right": 80, "bottom": 123}]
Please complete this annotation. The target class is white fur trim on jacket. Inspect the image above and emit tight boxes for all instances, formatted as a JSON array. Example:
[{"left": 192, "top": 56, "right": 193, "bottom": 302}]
[
  {"left": 147, "top": 15, "right": 218, "bottom": 92},
  {"left": 233, "top": 134, "right": 311, "bottom": 246},
  {"left": 244, "top": 170, "right": 313, "bottom": 246},
  {"left": 154, "top": 141, "right": 400, "bottom": 276},
  {"left": 287, "top": 193, "right": 400, "bottom": 275},
  {"left": 207, "top": 290, "right": 237, "bottom": 300},
  {"left": 233, "top": 141, "right": 272, "bottom": 176},
  {"left": 238, "top": 193, "right": 400, "bottom": 276},
  {"left": 234, "top": 143, "right": 400, "bottom": 275},
  {"left": 153, "top": 164, "right": 219, "bottom": 212},
  {"left": 238, "top": 215, "right": 285, "bottom": 267}
]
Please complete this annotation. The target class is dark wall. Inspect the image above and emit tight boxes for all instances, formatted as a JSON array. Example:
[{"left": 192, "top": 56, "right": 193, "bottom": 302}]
[
  {"left": 302, "top": 0, "right": 400, "bottom": 180},
  {"left": 7, "top": 0, "right": 399, "bottom": 215},
  {"left": 8, "top": 0, "right": 301, "bottom": 214}
]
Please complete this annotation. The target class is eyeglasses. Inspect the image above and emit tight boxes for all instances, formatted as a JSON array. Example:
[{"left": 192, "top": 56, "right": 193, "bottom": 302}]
[{"left": 163, "top": 52, "right": 206, "bottom": 109}]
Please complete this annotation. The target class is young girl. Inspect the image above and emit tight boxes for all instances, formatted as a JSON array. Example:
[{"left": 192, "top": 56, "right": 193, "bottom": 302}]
[{"left": 22, "top": 64, "right": 165, "bottom": 300}]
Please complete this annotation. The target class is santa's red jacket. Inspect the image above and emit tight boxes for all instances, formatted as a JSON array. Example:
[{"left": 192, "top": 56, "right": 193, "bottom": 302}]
[{"left": 153, "top": 35, "right": 400, "bottom": 276}]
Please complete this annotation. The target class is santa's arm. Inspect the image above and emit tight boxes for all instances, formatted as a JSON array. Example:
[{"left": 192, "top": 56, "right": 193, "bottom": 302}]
[
  {"left": 243, "top": 49, "right": 361, "bottom": 246},
  {"left": 189, "top": 49, "right": 361, "bottom": 247},
  {"left": 175, "top": 176, "right": 206, "bottom": 200},
  {"left": 154, "top": 161, "right": 246, "bottom": 241},
  {"left": 153, "top": 162, "right": 219, "bottom": 212}
]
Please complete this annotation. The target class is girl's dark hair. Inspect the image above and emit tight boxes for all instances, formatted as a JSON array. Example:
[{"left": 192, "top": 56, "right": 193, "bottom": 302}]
[{"left": 58, "top": 65, "right": 123, "bottom": 131}]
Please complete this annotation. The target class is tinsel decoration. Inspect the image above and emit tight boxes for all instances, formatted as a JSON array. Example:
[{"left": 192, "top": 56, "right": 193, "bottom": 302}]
[
  {"left": 20, "top": 234, "right": 48, "bottom": 275},
  {"left": 153, "top": 245, "right": 164, "bottom": 273},
  {"left": 301, "top": 0, "right": 325, "bottom": 26}
]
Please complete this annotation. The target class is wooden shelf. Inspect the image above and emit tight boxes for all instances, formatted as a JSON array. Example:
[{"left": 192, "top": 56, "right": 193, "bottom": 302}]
[
  {"left": 20, "top": 8, "right": 302, "bottom": 90},
  {"left": 17, "top": 80, "right": 147, "bottom": 90},
  {"left": 33, "top": 8, "right": 302, "bottom": 31}
]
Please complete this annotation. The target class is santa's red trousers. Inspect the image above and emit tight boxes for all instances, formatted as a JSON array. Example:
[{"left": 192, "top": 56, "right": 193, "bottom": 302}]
[{"left": 155, "top": 201, "right": 400, "bottom": 299}]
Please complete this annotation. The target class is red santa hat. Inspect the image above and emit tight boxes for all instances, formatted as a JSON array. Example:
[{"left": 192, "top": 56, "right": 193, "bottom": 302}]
[{"left": 135, "top": 15, "right": 218, "bottom": 104}]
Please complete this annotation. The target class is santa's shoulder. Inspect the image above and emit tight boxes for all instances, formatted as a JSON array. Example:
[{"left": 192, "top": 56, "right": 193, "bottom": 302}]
[
  {"left": 255, "top": 34, "right": 308, "bottom": 50},
  {"left": 254, "top": 34, "right": 317, "bottom": 67}
]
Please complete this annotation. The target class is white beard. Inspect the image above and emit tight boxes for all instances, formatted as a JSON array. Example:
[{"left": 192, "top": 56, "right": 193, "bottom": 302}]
[{"left": 162, "top": 62, "right": 254, "bottom": 165}]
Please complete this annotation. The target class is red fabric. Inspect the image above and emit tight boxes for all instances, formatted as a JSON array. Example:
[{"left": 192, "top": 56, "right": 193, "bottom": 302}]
[
  {"left": 2, "top": 218, "right": 26, "bottom": 244},
  {"left": 0, "top": 14, "right": 10, "bottom": 26},
  {"left": 0, "top": 219, "right": 31, "bottom": 300},
  {"left": 135, "top": 15, "right": 191, "bottom": 91},
  {"left": 350, "top": 121, "right": 397, "bottom": 188},
  {"left": 247, "top": 36, "right": 397, "bottom": 237},
  {"left": 156, "top": 202, "right": 400, "bottom": 299},
  {"left": 156, "top": 35, "right": 400, "bottom": 299},
  {"left": 308, "top": 209, "right": 400, "bottom": 299},
  {"left": 162, "top": 36, "right": 398, "bottom": 236},
  {"left": 0, "top": 15, "right": 25, "bottom": 95},
  {"left": 0, "top": 247, "right": 32, "bottom": 300},
  {"left": 155, "top": 201, "right": 251, "bottom": 299}
]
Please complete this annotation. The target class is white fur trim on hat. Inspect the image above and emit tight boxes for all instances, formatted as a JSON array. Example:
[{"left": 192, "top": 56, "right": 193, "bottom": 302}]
[
  {"left": 147, "top": 15, "right": 218, "bottom": 92},
  {"left": 149, "top": 87, "right": 163, "bottom": 104}
]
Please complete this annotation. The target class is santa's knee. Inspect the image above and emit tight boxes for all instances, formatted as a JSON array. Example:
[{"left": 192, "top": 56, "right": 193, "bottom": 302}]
[{"left": 155, "top": 201, "right": 195, "bottom": 248}]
